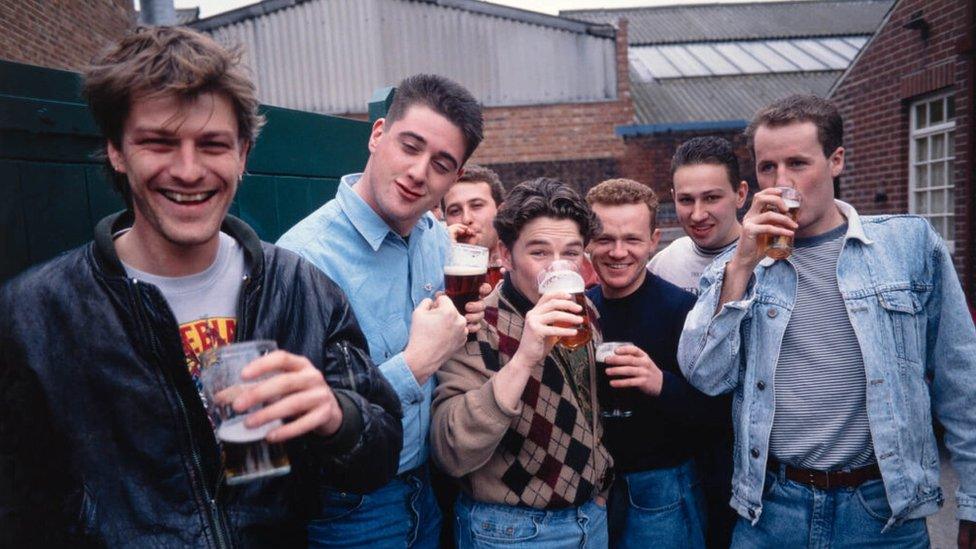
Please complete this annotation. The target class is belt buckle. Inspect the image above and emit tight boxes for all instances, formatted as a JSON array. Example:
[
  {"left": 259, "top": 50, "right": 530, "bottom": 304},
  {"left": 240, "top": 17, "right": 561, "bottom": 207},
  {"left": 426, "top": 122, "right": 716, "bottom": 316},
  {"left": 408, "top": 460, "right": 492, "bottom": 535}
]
[{"left": 810, "top": 470, "right": 828, "bottom": 490}]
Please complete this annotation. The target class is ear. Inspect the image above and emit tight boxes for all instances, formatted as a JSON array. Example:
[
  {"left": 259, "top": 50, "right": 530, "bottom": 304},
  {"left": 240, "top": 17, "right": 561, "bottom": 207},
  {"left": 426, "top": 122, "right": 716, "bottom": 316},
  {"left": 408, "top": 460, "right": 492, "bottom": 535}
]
[
  {"left": 829, "top": 146, "right": 845, "bottom": 178},
  {"left": 367, "top": 118, "right": 386, "bottom": 154},
  {"left": 106, "top": 140, "right": 126, "bottom": 174},
  {"left": 649, "top": 227, "right": 661, "bottom": 257},
  {"left": 735, "top": 180, "right": 749, "bottom": 208},
  {"left": 499, "top": 241, "right": 514, "bottom": 272}
]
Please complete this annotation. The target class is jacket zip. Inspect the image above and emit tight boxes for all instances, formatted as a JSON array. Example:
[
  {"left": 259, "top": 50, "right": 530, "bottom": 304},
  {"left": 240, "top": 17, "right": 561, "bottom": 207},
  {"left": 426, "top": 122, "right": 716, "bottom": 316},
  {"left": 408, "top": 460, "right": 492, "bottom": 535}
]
[{"left": 130, "top": 279, "right": 231, "bottom": 549}]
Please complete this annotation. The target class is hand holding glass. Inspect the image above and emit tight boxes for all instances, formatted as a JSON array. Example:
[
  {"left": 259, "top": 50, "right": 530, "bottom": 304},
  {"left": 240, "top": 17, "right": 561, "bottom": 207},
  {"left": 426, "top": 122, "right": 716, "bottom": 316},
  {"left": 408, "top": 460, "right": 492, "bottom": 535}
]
[{"left": 537, "top": 260, "right": 591, "bottom": 350}]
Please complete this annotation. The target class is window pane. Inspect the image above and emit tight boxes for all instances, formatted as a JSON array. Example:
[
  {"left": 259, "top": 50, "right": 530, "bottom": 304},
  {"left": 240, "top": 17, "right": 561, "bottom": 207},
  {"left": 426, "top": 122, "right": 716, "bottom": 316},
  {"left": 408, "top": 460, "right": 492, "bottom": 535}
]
[
  {"left": 947, "top": 96, "right": 955, "bottom": 119},
  {"left": 932, "top": 162, "right": 946, "bottom": 187},
  {"left": 915, "top": 191, "right": 928, "bottom": 214},
  {"left": 915, "top": 103, "right": 927, "bottom": 128},
  {"left": 930, "top": 189, "right": 946, "bottom": 214},
  {"left": 932, "top": 216, "right": 945, "bottom": 239},
  {"left": 930, "top": 99, "right": 944, "bottom": 125},
  {"left": 915, "top": 164, "right": 928, "bottom": 189},
  {"left": 947, "top": 132, "right": 955, "bottom": 158},
  {"left": 932, "top": 134, "right": 945, "bottom": 159},
  {"left": 947, "top": 187, "right": 955, "bottom": 215},
  {"left": 916, "top": 137, "right": 928, "bottom": 162}
]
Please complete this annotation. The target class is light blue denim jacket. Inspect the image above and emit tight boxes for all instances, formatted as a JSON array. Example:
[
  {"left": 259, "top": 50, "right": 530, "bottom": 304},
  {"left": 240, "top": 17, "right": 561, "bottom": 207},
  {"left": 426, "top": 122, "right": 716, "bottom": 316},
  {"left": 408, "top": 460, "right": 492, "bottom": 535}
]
[{"left": 678, "top": 201, "right": 976, "bottom": 529}]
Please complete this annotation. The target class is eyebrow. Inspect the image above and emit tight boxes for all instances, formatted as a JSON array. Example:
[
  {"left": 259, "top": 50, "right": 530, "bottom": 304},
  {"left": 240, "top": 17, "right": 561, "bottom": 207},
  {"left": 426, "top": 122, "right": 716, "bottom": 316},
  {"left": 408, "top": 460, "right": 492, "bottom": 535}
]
[
  {"left": 400, "top": 131, "right": 459, "bottom": 170},
  {"left": 130, "top": 128, "right": 236, "bottom": 141}
]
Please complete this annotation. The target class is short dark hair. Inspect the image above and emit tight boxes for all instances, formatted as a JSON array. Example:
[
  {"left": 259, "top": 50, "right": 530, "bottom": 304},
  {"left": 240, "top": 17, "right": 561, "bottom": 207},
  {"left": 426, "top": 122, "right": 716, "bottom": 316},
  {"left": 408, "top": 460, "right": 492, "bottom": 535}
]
[
  {"left": 494, "top": 178, "right": 600, "bottom": 249},
  {"left": 455, "top": 164, "right": 505, "bottom": 206},
  {"left": 745, "top": 94, "right": 843, "bottom": 159},
  {"left": 386, "top": 74, "right": 484, "bottom": 162},
  {"left": 586, "top": 178, "right": 659, "bottom": 231},
  {"left": 670, "top": 136, "right": 741, "bottom": 191},
  {"left": 83, "top": 26, "right": 263, "bottom": 205}
]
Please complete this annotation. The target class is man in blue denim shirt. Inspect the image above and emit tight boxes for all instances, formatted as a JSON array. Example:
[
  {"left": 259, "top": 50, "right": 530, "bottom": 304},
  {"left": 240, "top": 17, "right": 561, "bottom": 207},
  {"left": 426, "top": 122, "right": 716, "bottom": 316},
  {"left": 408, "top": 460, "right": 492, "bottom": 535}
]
[
  {"left": 679, "top": 95, "right": 976, "bottom": 548},
  {"left": 278, "top": 74, "right": 486, "bottom": 548}
]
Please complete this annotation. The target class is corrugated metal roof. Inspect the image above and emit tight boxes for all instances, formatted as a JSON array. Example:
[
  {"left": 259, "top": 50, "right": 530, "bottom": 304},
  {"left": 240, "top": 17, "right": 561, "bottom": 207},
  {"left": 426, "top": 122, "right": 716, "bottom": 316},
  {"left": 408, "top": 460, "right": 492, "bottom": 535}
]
[
  {"left": 201, "top": 0, "right": 617, "bottom": 114},
  {"left": 631, "top": 36, "right": 866, "bottom": 79},
  {"left": 564, "top": 0, "right": 894, "bottom": 45},
  {"left": 630, "top": 71, "right": 842, "bottom": 124}
]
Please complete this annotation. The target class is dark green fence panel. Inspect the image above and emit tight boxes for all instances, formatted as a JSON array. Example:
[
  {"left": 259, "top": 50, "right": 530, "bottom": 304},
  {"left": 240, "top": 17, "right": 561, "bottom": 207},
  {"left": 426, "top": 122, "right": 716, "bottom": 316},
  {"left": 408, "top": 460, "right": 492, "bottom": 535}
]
[{"left": 0, "top": 59, "right": 376, "bottom": 283}]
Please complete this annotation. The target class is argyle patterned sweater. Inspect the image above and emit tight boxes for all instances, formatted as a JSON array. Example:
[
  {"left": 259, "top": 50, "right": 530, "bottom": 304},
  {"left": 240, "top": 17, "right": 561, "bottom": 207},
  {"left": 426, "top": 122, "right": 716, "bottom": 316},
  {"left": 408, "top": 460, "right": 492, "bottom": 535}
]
[{"left": 431, "top": 279, "right": 613, "bottom": 509}]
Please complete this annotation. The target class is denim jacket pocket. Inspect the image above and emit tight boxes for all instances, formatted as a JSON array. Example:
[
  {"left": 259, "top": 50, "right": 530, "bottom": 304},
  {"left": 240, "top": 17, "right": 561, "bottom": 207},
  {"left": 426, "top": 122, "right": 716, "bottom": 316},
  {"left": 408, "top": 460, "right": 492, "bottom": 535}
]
[
  {"left": 469, "top": 504, "right": 541, "bottom": 543},
  {"left": 877, "top": 289, "right": 923, "bottom": 364}
]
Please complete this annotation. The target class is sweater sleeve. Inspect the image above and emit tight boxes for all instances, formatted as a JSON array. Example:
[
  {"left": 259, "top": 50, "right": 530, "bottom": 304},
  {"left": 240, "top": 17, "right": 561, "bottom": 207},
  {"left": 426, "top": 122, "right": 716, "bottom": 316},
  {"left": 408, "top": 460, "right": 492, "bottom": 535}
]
[{"left": 430, "top": 342, "right": 522, "bottom": 478}]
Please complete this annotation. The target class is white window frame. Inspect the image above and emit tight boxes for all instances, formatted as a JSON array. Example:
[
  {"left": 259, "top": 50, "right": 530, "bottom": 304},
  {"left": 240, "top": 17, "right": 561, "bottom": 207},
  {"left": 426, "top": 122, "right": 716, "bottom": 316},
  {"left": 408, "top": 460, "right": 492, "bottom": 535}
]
[{"left": 908, "top": 93, "right": 956, "bottom": 253}]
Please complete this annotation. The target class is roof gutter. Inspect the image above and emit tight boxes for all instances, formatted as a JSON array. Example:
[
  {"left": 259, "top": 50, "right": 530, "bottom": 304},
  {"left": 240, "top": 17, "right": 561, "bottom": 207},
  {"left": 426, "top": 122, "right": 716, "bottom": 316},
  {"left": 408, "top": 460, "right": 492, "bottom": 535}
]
[{"left": 615, "top": 119, "right": 748, "bottom": 137}]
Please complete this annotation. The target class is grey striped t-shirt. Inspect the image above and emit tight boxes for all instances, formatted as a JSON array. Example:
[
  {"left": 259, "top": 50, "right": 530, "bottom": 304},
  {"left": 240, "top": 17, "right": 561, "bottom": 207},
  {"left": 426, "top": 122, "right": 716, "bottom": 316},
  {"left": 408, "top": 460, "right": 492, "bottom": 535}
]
[{"left": 768, "top": 223, "right": 876, "bottom": 470}]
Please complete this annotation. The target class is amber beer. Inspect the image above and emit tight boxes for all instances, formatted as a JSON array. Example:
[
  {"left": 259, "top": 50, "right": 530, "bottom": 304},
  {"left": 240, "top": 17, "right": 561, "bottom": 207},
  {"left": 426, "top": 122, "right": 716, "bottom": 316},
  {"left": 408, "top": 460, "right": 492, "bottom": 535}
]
[
  {"left": 486, "top": 262, "right": 504, "bottom": 288},
  {"left": 445, "top": 265, "right": 487, "bottom": 312},
  {"left": 759, "top": 187, "right": 802, "bottom": 260},
  {"left": 218, "top": 417, "right": 292, "bottom": 485},
  {"left": 538, "top": 262, "right": 591, "bottom": 350}
]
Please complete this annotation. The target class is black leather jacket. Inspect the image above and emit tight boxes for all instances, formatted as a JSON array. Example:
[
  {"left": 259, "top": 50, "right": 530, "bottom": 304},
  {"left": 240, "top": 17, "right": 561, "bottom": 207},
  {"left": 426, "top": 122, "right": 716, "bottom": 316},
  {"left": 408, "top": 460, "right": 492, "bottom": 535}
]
[{"left": 0, "top": 212, "right": 403, "bottom": 548}]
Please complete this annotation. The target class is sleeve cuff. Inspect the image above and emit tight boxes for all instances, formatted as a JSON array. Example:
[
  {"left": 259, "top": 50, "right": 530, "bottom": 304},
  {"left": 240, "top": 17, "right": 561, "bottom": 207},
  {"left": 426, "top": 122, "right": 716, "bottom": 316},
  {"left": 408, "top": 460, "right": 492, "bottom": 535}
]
[
  {"left": 957, "top": 493, "right": 976, "bottom": 522},
  {"left": 484, "top": 376, "right": 523, "bottom": 421},
  {"left": 314, "top": 390, "right": 363, "bottom": 454},
  {"left": 379, "top": 352, "right": 424, "bottom": 405}
]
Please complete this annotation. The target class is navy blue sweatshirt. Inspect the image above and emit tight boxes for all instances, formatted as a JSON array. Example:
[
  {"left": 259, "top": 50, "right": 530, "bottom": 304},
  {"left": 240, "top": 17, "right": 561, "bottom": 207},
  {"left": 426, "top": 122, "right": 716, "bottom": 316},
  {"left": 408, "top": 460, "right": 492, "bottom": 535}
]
[{"left": 588, "top": 273, "right": 731, "bottom": 472}]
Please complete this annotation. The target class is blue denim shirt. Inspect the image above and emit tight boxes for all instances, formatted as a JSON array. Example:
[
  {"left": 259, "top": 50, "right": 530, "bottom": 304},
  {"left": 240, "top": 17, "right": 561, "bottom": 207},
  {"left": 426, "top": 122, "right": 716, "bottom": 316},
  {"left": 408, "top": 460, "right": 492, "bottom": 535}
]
[
  {"left": 678, "top": 201, "right": 976, "bottom": 529},
  {"left": 277, "top": 174, "right": 449, "bottom": 474}
]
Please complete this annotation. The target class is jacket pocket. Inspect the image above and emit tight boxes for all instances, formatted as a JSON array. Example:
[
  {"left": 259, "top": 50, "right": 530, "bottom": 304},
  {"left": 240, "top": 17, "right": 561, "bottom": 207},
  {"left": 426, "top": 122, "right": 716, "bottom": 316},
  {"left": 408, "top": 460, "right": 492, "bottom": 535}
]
[{"left": 877, "top": 289, "right": 923, "bottom": 364}]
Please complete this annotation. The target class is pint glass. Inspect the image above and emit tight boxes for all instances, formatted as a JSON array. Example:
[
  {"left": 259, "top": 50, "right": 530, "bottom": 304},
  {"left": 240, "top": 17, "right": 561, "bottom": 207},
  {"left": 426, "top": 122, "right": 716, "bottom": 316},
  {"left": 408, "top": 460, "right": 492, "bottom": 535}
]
[
  {"left": 537, "top": 260, "right": 591, "bottom": 350},
  {"left": 445, "top": 243, "right": 489, "bottom": 312},
  {"left": 758, "top": 187, "right": 802, "bottom": 260},
  {"left": 595, "top": 342, "right": 636, "bottom": 418},
  {"left": 486, "top": 260, "right": 504, "bottom": 288},
  {"left": 200, "top": 340, "right": 291, "bottom": 485}
]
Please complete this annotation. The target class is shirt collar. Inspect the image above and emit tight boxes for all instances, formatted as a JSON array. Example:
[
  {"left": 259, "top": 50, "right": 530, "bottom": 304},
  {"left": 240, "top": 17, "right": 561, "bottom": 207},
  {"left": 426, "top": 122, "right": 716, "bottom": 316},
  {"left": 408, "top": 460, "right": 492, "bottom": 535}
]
[{"left": 337, "top": 173, "right": 435, "bottom": 251}]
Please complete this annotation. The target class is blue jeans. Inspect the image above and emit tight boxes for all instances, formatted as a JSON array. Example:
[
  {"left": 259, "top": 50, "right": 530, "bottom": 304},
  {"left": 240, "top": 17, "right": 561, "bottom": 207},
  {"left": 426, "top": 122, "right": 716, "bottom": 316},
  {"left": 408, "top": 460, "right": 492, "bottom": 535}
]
[
  {"left": 611, "top": 460, "right": 707, "bottom": 549},
  {"left": 454, "top": 492, "right": 607, "bottom": 548},
  {"left": 308, "top": 467, "right": 442, "bottom": 548},
  {"left": 732, "top": 468, "right": 930, "bottom": 548}
]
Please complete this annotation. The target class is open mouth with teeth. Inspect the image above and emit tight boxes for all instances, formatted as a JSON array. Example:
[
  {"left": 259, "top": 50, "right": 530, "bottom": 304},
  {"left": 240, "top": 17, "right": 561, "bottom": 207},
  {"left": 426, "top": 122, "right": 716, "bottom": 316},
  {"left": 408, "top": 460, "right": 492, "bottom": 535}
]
[
  {"left": 160, "top": 190, "right": 218, "bottom": 205},
  {"left": 604, "top": 263, "right": 633, "bottom": 270}
]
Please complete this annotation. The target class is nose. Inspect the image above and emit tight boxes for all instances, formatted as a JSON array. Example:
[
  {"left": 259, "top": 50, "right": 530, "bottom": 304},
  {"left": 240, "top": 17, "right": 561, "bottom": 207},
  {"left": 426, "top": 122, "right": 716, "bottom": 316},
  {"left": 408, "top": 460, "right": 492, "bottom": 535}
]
[
  {"left": 691, "top": 201, "right": 708, "bottom": 222},
  {"left": 462, "top": 206, "right": 474, "bottom": 225},
  {"left": 609, "top": 241, "right": 627, "bottom": 258},
  {"left": 405, "top": 157, "right": 427, "bottom": 186},
  {"left": 775, "top": 166, "right": 791, "bottom": 188},
  {"left": 169, "top": 141, "right": 205, "bottom": 183}
]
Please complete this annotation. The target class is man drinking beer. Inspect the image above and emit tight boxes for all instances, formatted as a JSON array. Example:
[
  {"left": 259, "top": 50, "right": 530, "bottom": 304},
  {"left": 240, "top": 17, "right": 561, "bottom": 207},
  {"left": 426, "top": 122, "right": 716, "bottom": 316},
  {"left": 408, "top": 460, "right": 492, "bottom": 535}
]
[
  {"left": 0, "top": 26, "right": 402, "bottom": 547},
  {"left": 430, "top": 178, "right": 612, "bottom": 548},
  {"left": 679, "top": 94, "right": 976, "bottom": 548}
]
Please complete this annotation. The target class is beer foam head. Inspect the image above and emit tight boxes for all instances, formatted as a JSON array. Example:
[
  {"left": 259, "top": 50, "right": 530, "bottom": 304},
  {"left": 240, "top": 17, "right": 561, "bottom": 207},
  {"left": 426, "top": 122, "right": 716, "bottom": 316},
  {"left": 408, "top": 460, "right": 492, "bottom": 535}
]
[
  {"left": 538, "top": 269, "right": 585, "bottom": 294},
  {"left": 444, "top": 265, "right": 487, "bottom": 276},
  {"left": 596, "top": 342, "right": 628, "bottom": 362},
  {"left": 783, "top": 197, "right": 801, "bottom": 209}
]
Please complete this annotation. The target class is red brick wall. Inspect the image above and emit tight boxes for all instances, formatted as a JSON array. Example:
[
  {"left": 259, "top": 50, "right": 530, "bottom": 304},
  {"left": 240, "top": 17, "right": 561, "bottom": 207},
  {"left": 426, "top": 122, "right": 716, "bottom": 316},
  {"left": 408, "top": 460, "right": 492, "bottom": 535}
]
[
  {"left": 469, "top": 19, "right": 634, "bottom": 176},
  {"left": 0, "top": 0, "right": 134, "bottom": 71},
  {"left": 830, "top": 0, "right": 973, "bottom": 296}
]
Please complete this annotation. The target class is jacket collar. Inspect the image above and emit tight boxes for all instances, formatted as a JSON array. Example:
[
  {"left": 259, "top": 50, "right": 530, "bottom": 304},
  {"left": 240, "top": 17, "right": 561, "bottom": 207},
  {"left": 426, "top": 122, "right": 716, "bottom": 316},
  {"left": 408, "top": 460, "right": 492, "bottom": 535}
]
[
  {"left": 835, "top": 199, "right": 873, "bottom": 245},
  {"left": 93, "top": 210, "right": 265, "bottom": 281}
]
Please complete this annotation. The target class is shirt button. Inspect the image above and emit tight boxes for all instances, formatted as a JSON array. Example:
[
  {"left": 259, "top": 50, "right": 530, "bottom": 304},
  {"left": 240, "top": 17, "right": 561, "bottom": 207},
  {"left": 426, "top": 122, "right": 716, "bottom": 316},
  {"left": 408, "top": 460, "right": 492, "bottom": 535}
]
[
  {"left": 751, "top": 448, "right": 760, "bottom": 458},
  {"left": 767, "top": 308, "right": 778, "bottom": 318},
  {"left": 757, "top": 381, "right": 766, "bottom": 391}
]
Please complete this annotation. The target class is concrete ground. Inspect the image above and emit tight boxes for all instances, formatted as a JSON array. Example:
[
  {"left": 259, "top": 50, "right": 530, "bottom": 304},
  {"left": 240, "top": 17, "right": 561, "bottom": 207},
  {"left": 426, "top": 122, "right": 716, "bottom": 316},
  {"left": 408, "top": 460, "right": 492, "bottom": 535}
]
[{"left": 927, "top": 448, "right": 960, "bottom": 548}]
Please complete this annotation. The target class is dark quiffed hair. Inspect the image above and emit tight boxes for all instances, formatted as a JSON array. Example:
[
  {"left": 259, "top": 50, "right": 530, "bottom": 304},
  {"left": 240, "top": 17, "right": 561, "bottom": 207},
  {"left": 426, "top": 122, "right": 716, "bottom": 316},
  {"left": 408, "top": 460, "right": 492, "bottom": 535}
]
[
  {"left": 456, "top": 164, "right": 505, "bottom": 206},
  {"left": 83, "top": 26, "right": 264, "bottom": 204},
  {"left": 386, "top": 74, "right": 484, "bottom": 162},
  {"left": 670, "top": 136, "right": 741, "bottom": 190},
  {"left": 745, "top": 94, "right": 843, "bottom": 159},
  {"left": 494, "top": 178, "right": 600, "bottom": 249}
]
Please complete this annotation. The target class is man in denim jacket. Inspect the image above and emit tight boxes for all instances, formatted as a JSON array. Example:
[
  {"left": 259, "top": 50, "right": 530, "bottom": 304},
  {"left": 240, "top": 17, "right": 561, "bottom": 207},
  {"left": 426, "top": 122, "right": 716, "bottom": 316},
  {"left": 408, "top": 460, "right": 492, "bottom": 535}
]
[{"left": 678, "top": 94, "right": 976, "bottom": 548}]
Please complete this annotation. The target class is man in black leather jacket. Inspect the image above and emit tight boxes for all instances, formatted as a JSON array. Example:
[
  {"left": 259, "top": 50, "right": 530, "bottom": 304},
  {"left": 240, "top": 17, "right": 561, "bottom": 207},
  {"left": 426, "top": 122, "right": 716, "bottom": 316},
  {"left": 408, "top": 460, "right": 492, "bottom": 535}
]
[{"left": 0, "top": 26, "right": 402, "bottom": 548}]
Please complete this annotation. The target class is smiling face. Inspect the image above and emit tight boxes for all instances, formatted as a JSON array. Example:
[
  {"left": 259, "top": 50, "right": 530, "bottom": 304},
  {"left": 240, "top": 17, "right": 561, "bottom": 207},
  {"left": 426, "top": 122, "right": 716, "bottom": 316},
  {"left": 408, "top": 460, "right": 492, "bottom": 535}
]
[
  {"left": 672, "top": 163, "right": 747, "bottom": 250},
  {"left": 500, "top": 216, "right": 585, "bottom": 304},
  {"left": 753, "top": 121, "right": 845, "bottom": 238},
  {"left": 106, "top": 91, "right": 247, "bottom": 257},
  {"left": 589, "top": 202, "right": 660, "bottom": 299},
  {"left": 358, "top": 105, "right": 467, "bottom": 236},
  {"left": 444, "top": 180, "right": 500, "bottom": 250}
]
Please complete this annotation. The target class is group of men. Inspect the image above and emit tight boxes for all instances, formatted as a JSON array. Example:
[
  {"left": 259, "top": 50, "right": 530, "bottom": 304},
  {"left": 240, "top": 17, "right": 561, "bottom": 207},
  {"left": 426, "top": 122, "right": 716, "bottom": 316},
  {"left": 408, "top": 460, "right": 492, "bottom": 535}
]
[{"left": 2, "top": 25, "right": 974, "bottom": 549}]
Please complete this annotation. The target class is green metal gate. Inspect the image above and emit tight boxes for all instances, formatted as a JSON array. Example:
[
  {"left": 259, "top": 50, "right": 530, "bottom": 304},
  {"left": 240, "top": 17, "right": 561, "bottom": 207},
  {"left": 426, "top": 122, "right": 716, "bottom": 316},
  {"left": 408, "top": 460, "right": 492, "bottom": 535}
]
[{"left": 0, "top": 60, "right": 387, "bottom": 283}]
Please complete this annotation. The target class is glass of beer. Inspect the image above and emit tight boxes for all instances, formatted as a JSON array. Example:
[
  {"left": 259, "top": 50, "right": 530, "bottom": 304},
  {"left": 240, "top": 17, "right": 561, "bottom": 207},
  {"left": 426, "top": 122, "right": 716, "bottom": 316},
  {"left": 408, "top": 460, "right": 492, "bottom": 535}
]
[
  {"left": 445, "top": 243, "right": 489, "bottom": 313},
  {"left": 537, "top": 260, "right": 591, "bottom": 350},
  {"left": 486, "top": 260, "right": 504, "bottom": 288},
  {"left": 595, "top": 342, "right": 636, "bottom": 418},
  {"left": 200, "top": 340, "right": 291, "bottom": 485},
  {"left": 759, "top": 187, "right": 802, "bottom": 260}
]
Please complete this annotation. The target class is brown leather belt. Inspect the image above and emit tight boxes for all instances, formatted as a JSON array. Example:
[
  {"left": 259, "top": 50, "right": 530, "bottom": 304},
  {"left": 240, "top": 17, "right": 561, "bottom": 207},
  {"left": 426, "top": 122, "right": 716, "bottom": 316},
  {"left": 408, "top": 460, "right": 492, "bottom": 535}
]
[{"left": 769, "top": 460, "right": 881, "bottom": 490}]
